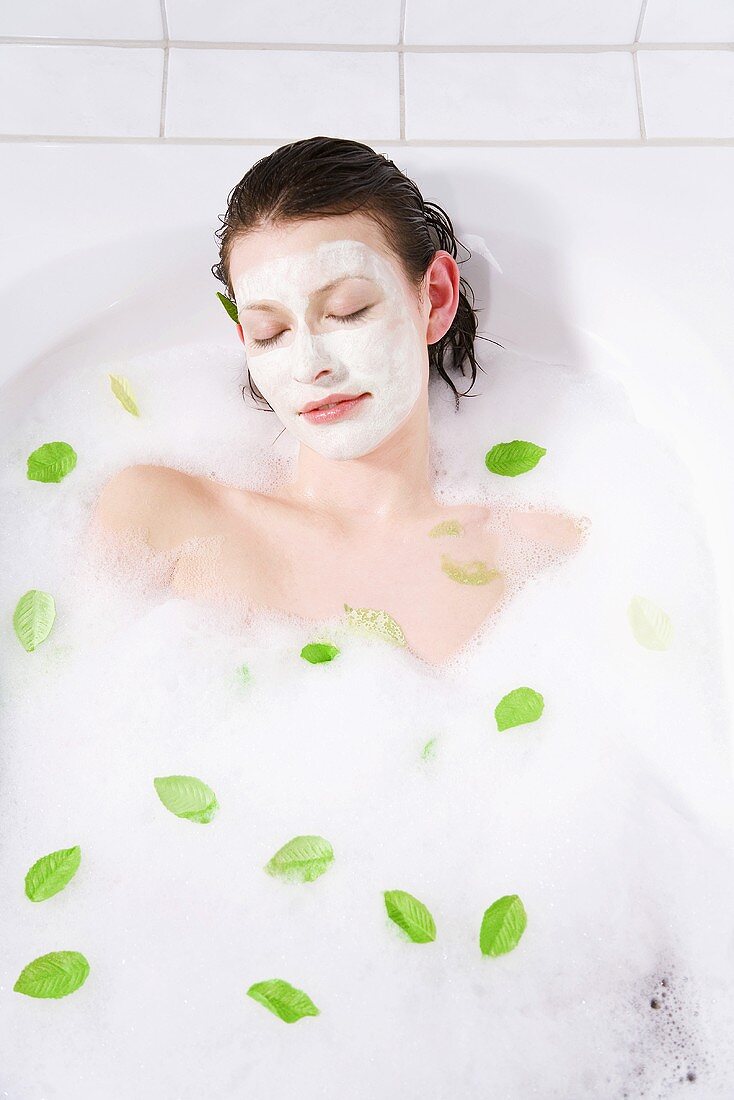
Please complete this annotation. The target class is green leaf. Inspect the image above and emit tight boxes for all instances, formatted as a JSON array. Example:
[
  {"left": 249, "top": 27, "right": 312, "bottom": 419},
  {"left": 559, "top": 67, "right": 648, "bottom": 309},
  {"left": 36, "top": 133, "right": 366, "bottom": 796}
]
[
  {"left": 428, "top": 519, "right": 464, "bottom": 538},
  {"left": 153, "top": 775, "right": 219, "bottom": 823},
  {"left": 13, "top": 589, "right": 56, "bottom": 652},
  {"left": 236, "top": 663, "right": 251, "bottom": 684},
  {"left": 264, "top": 835, "right": 334, "bottom": 883},
  {"left": 495, "top": 686, "right": 544, "bottom": 731},
  {"left": 246, "top": 978, "right": 320, "bottom": 1023},
  {"left": 108, "top": 374, "right": 140, "bottom": 416},
  {"left": 628, "top": 596, "right": 673, "bottom": 651},
  {"left": 383, "top": 889, "right": 437, "bottom": 943},
  {"left": 479, "top": 894, "right": 527, "bottom": 957},
  {"left": 441, "top": 554, "right": 501, "bottom": 586},
  {"left": 217, "top": 291, "right": 239, "bottom": 323},
  {"left": 420, "top": 737, "right": 437, "bottom": 761},
  {"left": 25, "top": 845, "right": 81, "bottom": 902},
  {"left": 300, "top": 642, "right": 340, "bottom": 664},
  {"left": 14, "top": 950, "right": 90, "bottom": 998},
  {"left": 485, "top": 440, "right": 546, "bottom": 477},
  {"left": 343, "top": 603, "right": 407, "bottom": 647},
  {"left": 26, "top": 441, "right": 77, "bottom": 483}
]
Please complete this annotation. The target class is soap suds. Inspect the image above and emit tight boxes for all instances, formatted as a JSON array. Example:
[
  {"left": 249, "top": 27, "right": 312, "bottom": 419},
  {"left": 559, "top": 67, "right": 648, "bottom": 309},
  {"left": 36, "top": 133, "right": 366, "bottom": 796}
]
[{"left": 1, "top": 335, "right": 733, "bottom": 1098}]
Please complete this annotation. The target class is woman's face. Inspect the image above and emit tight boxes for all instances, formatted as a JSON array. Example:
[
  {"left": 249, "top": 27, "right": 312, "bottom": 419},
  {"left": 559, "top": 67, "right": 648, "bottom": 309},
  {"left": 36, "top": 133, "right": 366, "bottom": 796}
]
[{"left": 229, "top": 216, "right": 430, "bottom": 461}]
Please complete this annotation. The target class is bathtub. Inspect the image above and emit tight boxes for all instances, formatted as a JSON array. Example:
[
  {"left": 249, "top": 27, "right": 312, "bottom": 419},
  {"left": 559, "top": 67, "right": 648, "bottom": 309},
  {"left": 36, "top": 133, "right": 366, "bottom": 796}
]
[
  {"left": 2, "top": 142, "right": 734, "bottom": 1097},
  {"left": 2, "top": 143, "right": 733, "bottom": 761}
]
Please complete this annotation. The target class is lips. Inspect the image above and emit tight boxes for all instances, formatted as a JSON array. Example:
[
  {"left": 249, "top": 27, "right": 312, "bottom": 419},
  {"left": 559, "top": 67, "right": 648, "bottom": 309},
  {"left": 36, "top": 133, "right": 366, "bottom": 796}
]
[{"left": 299, "top": 393, "right": 366, "bottom": 414}]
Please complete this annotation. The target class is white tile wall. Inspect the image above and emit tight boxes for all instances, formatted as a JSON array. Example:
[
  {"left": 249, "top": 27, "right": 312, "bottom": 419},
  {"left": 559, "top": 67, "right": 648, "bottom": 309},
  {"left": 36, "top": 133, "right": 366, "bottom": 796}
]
[
  {"left": 0, "top": 1, "right": 732, "bottom": 143},
  {"left": 0, "top": 44, "right": 163, "bottom": 137},
  {"left": 405, "top": 52, "right": 640, "bottom": 141},
  {"left": 166, "top": 0, "right": 401, "bottom": 44},
  {"left": 404, "top": 0, "right": 643, "bottom": 46},
  {"left": 0, "top": 0, "right": 162, "bottom": 40},
  {"left": 165, "top": 49, "right": 399, "bottom": 140},
  {"left": 640, "top": 0, "right": 734, "bottom": 43},
  {"left": 638, "top": 51, "right": 734, "bottom": 138}
]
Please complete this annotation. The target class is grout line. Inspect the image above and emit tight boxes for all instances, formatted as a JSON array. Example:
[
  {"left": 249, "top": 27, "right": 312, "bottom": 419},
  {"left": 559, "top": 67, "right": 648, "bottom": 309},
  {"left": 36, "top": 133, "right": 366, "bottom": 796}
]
[
  {"left": 635, "top": 0, "right": 649, "bottom": 44},
  {"left": 399, "top": 0, "right": 407, "bottom": 140},
  {"left": 0, "top": 37, "right": 732, "bottom": 51},
  {"left": 158, "top": 0, "right": 170, "bottom": 138},
  {"left": 634, "top": 1, "right": 650, "bottom": 140},
  {"left": 632, "top": 51, "right": 647, "bottom": 141},
  {"left": 1, "top": 135, "right": 732, "bottom": 147}
]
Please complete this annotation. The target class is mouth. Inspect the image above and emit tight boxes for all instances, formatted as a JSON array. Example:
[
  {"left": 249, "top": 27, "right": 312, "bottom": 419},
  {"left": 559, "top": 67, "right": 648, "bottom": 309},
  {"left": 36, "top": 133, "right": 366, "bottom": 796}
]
[
  {"left": 299, "top": 392, "right": 368, "bottom": 415},
  {"left": 299, "top": 392, "right": 371, "bottom": 423}
]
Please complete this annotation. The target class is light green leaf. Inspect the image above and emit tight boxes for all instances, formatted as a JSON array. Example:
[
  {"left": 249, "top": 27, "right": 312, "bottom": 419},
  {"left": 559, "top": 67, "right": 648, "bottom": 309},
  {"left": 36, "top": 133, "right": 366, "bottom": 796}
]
[
  {"left": 495, "top": 686, "right": 544, "bottom": 731},
  {"left": 301, "top": 642, "right": 340, "bottom": 664},
  {"left": 384, "top": 889, "right": 436, "bottom": 943},
  {"left": 479, "top": 894, "right": 527, "bottom": 957},
  {"left": 26, "top": 441, "right": 77, "bottom": 483},
  {"left": 264, "top": 835, "right": 334, "bottom": 883},
  {"left": 343, "top": 603, "right": 407, "bottom": 647},
  {"left": 13, "top": 589, "right": 56, "bottom": 652},
  {"left": 246, "top": 978, "right": 320, "bottom": 1023},
  {"left": 420, "top": 737, "right": 437, "bottom": 761},
  {"left": 429, "top": 520, "right": 464, "bottom": 538},
  {"left": 25, "top": 845, "right": 81, "bottom": 902},
  {"left": 236, "top": 663, "right": 251, "bottom": 684},
  {"left": 108, "top": 374, "right": 140, "bottom": 416},
  {"left": 441, "top": 554, "right": 501, "bottom": 586},
  {"left": 485, "top": 440, "right": 546, "bottom": 477},
  {"left": 14, "top": 950, "right": 90, "bottom": 998},
  {"left": 628, "top": 596, "right": 673, "bottom": 651},
  {"left": 217, "top": 291, "right": 239, "bottom": 323},
  {"left": 153, "top": 775, "right": 219, "bottom": 823}
]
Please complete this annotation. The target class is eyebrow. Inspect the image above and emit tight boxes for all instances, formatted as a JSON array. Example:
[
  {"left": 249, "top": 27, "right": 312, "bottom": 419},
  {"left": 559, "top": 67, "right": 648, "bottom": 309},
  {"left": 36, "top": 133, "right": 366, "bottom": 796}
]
[{"left": 239, "top": 273, "right": 373, "bottom": 313}]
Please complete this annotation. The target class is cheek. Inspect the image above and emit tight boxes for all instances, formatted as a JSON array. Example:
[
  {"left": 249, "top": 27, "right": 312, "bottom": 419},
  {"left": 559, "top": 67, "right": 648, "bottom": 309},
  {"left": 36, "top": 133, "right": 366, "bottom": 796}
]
[
  {"left": 378, "top": 296, "right": 426, "bottom": 344},
  {"left": 247, "top": 351, "right": 293, "bottom": 397},
  {"left": 323, "top": 312, "right": 421, "bottom": 365}
]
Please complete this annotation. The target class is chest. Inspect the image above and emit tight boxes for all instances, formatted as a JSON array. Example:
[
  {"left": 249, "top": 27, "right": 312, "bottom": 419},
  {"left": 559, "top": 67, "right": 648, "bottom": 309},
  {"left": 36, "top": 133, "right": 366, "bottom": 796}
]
[{"left": 171, "top": 510, "right": 512, "bottom": 666}]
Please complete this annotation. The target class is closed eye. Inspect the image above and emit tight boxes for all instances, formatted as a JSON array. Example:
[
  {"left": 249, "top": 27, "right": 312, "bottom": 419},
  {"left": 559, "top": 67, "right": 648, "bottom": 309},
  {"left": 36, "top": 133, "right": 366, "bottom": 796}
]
[
  {"left": 251, "top": 332, "right": 285, "bottom": 349},
  {"left": 251, "top": 306, "right": 372, "bottom": 348},
  {"left": 330, "top": 306, "right": 371, "bottom": 325}
]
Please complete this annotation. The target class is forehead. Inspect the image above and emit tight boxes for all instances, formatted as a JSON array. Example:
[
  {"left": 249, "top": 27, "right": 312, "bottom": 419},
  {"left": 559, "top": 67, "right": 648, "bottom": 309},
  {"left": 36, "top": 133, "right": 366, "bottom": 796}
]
[{"left": 232, "top": 238, "right": 400, "bottom": 309}]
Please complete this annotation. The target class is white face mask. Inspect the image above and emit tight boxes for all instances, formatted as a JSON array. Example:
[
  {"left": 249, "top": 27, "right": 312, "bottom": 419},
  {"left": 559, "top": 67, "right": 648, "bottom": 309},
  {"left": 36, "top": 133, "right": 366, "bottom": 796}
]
[{"left": 232, "top": 238, "right": 427, "bottom": 460}]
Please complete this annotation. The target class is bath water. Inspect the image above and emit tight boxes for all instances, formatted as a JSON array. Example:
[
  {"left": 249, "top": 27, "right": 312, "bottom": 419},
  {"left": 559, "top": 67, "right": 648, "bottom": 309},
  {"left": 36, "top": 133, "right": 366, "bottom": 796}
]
[{"left": 1, "top": 335, "right": 733, "bottom": 1098}]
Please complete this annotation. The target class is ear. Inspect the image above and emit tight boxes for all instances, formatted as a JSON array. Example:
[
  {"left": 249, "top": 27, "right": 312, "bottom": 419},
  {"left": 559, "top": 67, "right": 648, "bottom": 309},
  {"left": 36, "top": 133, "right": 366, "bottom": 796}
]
[{"left": 423, "top": 251, "right": 461, "bottom": 346}]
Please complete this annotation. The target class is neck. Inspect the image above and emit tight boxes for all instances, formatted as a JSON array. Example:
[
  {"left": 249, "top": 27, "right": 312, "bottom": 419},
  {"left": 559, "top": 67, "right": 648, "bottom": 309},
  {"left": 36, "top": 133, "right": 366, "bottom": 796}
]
[{"left": 275, "top": 392, "right": 437, "bottom": 530}]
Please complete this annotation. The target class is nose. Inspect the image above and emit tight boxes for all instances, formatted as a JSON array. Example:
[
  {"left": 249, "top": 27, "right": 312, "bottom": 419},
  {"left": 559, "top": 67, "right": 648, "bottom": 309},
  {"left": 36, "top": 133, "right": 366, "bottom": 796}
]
[{"left": 290, "top": 323, "right": 335, "bottom": 384}]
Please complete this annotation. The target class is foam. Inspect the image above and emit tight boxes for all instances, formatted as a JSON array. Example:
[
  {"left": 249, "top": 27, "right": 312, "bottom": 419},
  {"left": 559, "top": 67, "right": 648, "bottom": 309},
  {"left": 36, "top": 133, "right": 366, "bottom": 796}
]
[{"left": 1, "top": 337, "right": 733, "bottom": 1097}]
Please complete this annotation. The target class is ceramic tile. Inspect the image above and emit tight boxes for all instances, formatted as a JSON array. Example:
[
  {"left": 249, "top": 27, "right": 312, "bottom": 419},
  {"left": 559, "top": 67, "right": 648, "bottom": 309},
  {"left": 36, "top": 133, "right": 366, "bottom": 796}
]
[
  {"left": 0, "top": 0, "right": 163, "bottom": 40},
  {"left": 404, "top": 0, "right": 642, "bottom": 45},
  {"left": 405, "top": 51, "right": 640, "bottom": 140},
  {"left": 639, "top": 50, "right": 734, "bottom": 137},
  {"left": 0, "top": 44, "right": 163, "bottom": 137},
  {"left": 166, "top": 0, "right": 401, "bottom": 44},
  {"left": 166, "top": 47, "right": 399, "bottom": 139},
  {"left": 641, "top": 0, "right": 734, "bottom": 43}
]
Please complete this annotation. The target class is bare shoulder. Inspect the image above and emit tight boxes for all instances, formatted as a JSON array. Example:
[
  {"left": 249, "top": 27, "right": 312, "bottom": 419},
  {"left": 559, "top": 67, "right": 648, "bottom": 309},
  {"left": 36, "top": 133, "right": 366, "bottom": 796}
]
[
  {"left": 506, "top": 505, "right": 591, "bottom": 552},
  {"left": 463, "top": 502, "right": 590, "bottom": 553},
  {"left": 89, "top": 463, "right": 212, "bottom": 552}
]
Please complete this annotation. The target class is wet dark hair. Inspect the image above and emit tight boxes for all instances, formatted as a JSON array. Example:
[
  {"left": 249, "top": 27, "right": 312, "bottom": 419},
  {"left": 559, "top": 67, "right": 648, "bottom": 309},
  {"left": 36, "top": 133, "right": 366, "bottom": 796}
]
[{"left": 211, "top": 135, "right": 502, "bottom": 413}]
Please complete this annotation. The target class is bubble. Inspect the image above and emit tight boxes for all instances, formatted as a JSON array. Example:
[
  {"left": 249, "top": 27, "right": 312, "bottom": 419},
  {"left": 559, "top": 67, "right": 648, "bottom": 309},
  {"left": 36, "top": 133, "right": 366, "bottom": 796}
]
[{"left": 1, "top": 339, "right": 733, "bottom": 1097}]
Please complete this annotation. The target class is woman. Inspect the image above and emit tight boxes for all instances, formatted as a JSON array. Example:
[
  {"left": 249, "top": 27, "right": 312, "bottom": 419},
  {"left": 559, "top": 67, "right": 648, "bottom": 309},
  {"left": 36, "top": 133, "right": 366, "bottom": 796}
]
[{"left": 91, "top": 136, "right": 588, "bottom": 668}]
